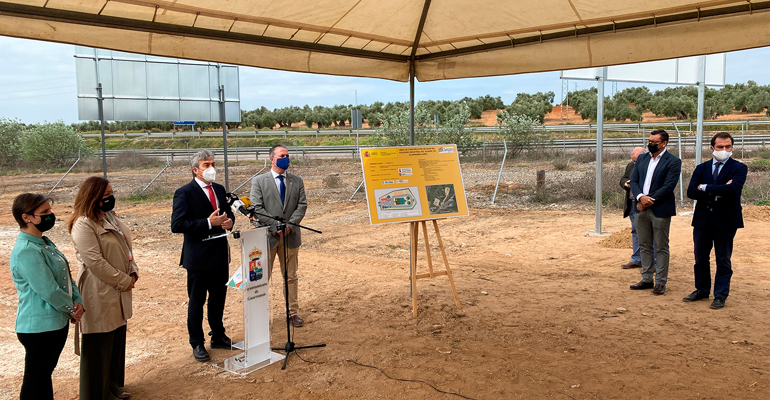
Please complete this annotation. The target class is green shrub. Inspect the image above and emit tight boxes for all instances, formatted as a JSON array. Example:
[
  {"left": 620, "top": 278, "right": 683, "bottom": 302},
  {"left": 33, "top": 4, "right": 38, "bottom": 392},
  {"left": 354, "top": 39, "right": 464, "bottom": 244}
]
[
  {"left": 21, "top": 121, "right": 93, "bottom": 167},
  {"left": 0, "top": 118, "right": 24, "bottom": 168}
]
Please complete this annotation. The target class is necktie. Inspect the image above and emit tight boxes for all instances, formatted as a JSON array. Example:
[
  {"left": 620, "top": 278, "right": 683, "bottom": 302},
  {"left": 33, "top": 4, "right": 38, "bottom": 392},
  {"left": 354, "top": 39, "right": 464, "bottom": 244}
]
[
  {"left": 278, "top": 175, "right": 286, "bottom": 205},
  {"left": 206, "top": 185, "right": 217, "bottom": 211},
  {"left": 712, "top": 161, "right": 722, "bottom": 183}
]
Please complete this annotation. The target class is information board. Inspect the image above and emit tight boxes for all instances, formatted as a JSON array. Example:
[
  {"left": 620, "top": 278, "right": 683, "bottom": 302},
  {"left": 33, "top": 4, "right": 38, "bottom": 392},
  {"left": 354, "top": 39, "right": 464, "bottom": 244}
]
[{"left": 360, "top": 145, "right": 469, "bottom": 224}]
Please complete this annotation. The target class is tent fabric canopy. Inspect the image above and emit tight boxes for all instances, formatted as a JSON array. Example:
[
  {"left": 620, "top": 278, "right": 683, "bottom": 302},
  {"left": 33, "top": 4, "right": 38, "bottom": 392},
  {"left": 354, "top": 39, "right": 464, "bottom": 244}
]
[{"left": 1, "top": 0, "right": 769, "bottom": 82}]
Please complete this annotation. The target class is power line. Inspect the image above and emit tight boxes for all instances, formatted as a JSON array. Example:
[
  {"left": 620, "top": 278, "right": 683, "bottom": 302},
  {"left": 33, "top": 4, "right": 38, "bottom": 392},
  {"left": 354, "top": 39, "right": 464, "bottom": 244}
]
[
  {"left": 0, "top": 76, "right": 72, "bottom": 89},
  {"left": 0, "top": 84, "right": 76, "bottom": 96},
  {"left": 0, "top": 90, "right": 76, "bottom": 102}
]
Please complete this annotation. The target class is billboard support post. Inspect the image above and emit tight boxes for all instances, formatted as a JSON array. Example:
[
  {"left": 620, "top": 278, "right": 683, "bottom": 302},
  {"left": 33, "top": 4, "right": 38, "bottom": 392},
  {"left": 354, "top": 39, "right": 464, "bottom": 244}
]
[
  {"left": 97, "top": 82, "right": 107, "bottom": 179},
  {"left": 220, "top": 82, "right": 230, "bottom": 192}
]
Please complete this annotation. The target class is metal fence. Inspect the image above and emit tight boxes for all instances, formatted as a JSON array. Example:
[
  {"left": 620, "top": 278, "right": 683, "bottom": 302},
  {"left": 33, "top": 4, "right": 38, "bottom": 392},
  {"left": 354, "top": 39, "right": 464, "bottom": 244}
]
[{"left": 80, "top": 120, "right": 770, "bottom": 139}]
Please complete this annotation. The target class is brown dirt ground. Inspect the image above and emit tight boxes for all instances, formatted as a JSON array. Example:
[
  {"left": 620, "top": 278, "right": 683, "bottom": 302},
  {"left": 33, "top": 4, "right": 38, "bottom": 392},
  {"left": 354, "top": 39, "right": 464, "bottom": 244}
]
[{"left": 0, "top": 163, "right": 769, "bottom": 400}]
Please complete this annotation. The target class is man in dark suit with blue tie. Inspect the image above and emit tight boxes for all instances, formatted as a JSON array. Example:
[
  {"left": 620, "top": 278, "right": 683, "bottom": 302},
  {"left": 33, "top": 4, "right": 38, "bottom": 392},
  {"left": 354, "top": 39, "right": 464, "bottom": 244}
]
[
  {"left": 684, "top": 132, "right": 747, "bottom": 309},
  {"left": 629, "top": 129, "right": 682, "bottom": 295},
  {"left": 171, "top": 150, "right": 235, "bottom": 362}
]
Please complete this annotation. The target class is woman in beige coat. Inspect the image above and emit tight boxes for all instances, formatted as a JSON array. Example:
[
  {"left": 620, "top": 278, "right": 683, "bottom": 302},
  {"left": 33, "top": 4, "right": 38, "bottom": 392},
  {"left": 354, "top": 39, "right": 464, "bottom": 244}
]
[{"left": 69, "top": 177, "right": 138, "bottom": 400}]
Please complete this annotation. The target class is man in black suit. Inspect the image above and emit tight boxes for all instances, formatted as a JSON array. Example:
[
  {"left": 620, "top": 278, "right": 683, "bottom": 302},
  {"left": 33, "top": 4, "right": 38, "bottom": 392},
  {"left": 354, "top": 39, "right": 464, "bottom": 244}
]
[
  {"left": 171, "top": 150, "right": 235, "bottom": 362},
  {"left": 629, "top": 129, "right": 682, "bottom": 295},
  {"left": 684, "top": 132, "right": 747, "bottom": 309}
]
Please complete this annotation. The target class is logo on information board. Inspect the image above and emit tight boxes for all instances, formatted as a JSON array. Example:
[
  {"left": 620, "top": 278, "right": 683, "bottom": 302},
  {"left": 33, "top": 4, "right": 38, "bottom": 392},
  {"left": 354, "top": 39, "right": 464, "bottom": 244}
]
[
  {"left": 249, "top": 260, "right": 263, "bottom": 281},
  {"left": 438, "top": 147, "right": 455, "bottom": 153},
  {"left": 248, "top": 247, "right": 262, "bottom": 261}
]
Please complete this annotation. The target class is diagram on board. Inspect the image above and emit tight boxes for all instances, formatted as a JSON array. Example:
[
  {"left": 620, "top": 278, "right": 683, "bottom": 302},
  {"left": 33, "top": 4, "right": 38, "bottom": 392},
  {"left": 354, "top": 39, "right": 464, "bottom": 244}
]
[{"left": 373, "top": 187, "right": 423, "bottom": 220}]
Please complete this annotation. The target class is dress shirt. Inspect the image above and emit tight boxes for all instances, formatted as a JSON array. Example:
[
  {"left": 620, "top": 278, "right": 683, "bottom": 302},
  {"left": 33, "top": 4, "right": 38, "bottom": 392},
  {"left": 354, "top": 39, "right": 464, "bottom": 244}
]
[
  {"left": 271, "top": 169, "right": 287, "bottom": 194},
  {"left": 195, "top": 177, "right": 219, "bottom": 229},
  {"left": 699, "top": 157, "right": 730, "bottom": 193},
  {"left": 637, "top": 149, "right": 667, "bottom": 201}
]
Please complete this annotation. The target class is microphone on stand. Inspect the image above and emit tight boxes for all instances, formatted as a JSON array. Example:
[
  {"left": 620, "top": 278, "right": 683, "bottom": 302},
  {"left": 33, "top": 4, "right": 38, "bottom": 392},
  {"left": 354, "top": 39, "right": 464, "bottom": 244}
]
[{"left": 227, "top": 193, "right": 255, "bottom": 218}]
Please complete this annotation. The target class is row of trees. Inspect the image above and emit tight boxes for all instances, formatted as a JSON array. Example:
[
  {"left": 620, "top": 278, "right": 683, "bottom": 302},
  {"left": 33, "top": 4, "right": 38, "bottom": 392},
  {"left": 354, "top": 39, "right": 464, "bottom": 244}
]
[
  {"left": 0, "top": 119, "right": 92, "bottom": 168},
  {"left": 63, "top": 80, "right": 770, "bottom": 134},
  {"left": 567, "top": 80, "right": 770, "bottom": 122},
  {"left": 70, "top": 95, "right": 508, "bottom": 133},
  {"left": 374, "top": 105, "right": 541, "bottom": 155}
]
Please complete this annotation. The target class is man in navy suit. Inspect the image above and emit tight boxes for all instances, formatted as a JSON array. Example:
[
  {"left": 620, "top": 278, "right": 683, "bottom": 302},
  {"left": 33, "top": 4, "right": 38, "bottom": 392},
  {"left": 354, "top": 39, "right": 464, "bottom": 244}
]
[
  {"left": 171, "top": 150, "right": 235, "bottom": 362},
  {"left": 684, "top": 132, "right": 747, "bottom": 309},
  {"left": 629, "top": 129, "right": 682, "bottom": 295}
]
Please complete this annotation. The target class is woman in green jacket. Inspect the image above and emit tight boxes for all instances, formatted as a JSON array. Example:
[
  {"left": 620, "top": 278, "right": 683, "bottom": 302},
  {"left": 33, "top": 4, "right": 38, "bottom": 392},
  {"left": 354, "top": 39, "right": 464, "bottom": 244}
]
[{"left": 10, "top": 193, "right": 84, "bottom": 400}]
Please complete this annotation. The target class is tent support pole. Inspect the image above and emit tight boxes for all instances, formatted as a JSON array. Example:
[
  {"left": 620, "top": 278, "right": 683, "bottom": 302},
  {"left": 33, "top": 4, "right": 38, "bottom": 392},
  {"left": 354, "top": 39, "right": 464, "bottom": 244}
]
[
  {"left": 695, "top": 56, "right": 706, "bottom": 166},
  {"left": 594, "top": 68, "right": 606, "bottom": 234},
  {"left": 409, "top": 63, "right": 415, "bottom": 146}
]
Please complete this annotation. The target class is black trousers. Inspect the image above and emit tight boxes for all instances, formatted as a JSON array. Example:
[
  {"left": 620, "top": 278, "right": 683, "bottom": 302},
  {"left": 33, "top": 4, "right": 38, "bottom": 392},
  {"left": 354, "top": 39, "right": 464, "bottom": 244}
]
[
  {"left": 80, "top": 324, "right": 127, "bottom": 400},
  {"left": 187, "top": 267, "right": 228, "bottom": 347},
  {"left": 16, "top": 324, "right": 69, "bottom": 400},
  {"left": 693, "top": 215, "right": 738, "bottom": 299}
]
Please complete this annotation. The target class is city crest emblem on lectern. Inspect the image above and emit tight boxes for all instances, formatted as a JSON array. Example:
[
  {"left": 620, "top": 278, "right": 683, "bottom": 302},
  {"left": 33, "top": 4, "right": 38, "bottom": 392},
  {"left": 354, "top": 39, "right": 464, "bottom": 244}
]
[
  {"left": 248, "top": 260, "right": 263, "bottom": 281},
  {"left": 249, "top": 247, "right": 263, "bottom": 261}
]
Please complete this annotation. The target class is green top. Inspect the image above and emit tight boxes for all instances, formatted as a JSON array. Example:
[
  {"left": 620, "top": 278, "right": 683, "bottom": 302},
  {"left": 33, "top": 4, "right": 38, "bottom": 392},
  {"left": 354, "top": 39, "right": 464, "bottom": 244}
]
[{"left": 10, "top": 231, "right": 83, "bottom": 334}]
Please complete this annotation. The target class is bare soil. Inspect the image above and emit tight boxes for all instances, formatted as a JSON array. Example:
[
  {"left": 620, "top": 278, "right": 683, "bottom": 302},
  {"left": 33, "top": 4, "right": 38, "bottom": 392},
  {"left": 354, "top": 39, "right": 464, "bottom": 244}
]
[{"left": 0, "top": 160, "right": 769, "bottom": 400}]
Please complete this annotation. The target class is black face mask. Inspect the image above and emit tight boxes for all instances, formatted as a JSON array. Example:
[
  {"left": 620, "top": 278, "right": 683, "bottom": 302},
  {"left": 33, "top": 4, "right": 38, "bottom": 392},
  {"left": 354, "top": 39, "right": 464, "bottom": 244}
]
[
  {"left": 99, "top": 195, "right": 116, "bottom": 212},
  {"left": 647, "top": 143, "right": 659, "bottom": 153},
  {"left": 33, "top": 213, "right": 56, "bottom": 233}
]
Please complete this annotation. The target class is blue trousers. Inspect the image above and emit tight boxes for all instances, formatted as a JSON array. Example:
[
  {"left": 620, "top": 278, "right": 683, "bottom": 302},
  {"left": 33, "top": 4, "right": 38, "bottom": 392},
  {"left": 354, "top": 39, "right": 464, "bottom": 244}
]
[{"left": 693, "top": 218, "right": 737, "bottom": 299}]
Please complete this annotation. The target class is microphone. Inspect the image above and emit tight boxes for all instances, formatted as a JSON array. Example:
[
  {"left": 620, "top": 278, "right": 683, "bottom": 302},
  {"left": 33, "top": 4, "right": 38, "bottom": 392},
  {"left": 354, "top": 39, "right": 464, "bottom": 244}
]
[{"left": 227, "top": 193, "right": 253, "bottom": 217}]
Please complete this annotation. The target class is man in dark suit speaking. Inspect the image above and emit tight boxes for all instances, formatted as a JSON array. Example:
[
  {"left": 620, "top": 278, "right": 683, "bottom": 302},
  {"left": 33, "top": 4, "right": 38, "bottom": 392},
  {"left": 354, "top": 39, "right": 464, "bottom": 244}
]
[
  {"left": 684, "top": 132, "right": 747, "bottom": 309},
  {"left": 629, "top": 129, "right": 682, "bottom": 295},
  {"left": 250, "top": 144, "right": 307, "bottom": 327},
  {"left": 171, "top": 150, "right": 235, "bottom": 362}
]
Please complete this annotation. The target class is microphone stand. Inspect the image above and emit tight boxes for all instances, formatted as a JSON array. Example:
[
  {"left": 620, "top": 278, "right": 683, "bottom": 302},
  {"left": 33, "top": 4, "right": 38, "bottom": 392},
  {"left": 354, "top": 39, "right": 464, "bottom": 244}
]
[{"left": 248, "top": 209, "right": 325, "bottom": 370}]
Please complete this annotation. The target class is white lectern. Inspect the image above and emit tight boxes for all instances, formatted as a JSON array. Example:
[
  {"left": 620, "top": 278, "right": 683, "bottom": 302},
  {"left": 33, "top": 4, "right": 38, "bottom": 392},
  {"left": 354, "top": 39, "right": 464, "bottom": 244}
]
[{"left": 215, "top": 227, "right": 283, "bottom": 375}]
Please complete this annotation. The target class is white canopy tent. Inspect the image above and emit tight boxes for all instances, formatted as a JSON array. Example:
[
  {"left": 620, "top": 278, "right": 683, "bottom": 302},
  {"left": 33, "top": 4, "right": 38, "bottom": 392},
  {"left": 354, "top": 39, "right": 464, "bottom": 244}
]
[
  {"left": 1, "top": 0, "right": 769, "bottom": 82},
  {"left": 1, "top": 0, "right": 767, "bottom": 231}
]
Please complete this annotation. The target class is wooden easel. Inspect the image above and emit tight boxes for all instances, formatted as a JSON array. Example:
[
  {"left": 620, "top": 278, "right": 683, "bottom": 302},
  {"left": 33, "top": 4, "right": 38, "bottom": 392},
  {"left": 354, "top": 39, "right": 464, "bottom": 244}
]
[{"left": 409, "top": 219, "right": 462, "bottom": 317}]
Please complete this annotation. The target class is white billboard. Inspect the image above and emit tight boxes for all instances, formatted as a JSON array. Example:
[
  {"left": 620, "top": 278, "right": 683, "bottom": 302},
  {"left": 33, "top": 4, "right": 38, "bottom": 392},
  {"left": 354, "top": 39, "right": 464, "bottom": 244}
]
[
  {"left": 75, "top": 46, "right": 241, "bottom": 122},
  {"left": 561, "top": 54, "right": 725, "bottom": 86}
]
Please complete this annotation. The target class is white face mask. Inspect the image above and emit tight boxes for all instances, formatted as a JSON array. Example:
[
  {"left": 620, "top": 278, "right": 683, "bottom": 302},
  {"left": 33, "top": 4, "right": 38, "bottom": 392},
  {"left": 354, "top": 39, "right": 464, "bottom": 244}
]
[
  {"left": 201, "top": 167, "right": 216, "bottom": 182},
  {"left": 712, "top": 149, "right": 732, "bottom": 162}
]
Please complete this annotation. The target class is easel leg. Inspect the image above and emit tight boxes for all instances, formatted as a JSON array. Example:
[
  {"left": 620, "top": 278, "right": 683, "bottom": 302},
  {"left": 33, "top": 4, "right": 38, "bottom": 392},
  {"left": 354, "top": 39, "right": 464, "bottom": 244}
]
[
  {"left": 421, "top": 221, "right": 435, "bottom": 277},
  {"left": 410, "top": 222, "right": 418, "bottom": 317},
  {"left": 433, "top": 220, "right": 462, "bottom": 310}
]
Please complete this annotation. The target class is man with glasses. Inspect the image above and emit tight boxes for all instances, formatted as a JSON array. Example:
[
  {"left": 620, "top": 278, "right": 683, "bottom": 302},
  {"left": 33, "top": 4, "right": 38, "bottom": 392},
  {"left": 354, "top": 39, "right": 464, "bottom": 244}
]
[
  {"left": 629, "top": 130, "right": 682, "bottom": 295},
  {"left": 250, "top": 144, "right": 308, "bottom": 327},
  {"left": 684, "top": 132, "right": 747, "bottom": 309}
]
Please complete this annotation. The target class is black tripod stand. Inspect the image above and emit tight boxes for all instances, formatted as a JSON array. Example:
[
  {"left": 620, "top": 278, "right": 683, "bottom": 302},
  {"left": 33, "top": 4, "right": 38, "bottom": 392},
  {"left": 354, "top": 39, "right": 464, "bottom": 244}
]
[{"left": 251, "top": 210, "right": 325, "bottom": 369}]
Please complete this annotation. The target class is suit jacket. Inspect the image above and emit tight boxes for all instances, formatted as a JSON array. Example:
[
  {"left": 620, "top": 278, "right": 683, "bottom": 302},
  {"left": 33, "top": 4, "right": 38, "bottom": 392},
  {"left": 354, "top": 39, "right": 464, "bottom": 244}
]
[
  {"left": 250, "top": 170, "right": 307, "bottom": 249},
  {"left": 620, "top": 161, "right": 635, "bottom": 218},
  {"left": 170, "top": 179, "right": 235, "bottom": 271},
  {"left": 686, "top": 158, "right": 747, "bottom": 230},
  {"left": 629, "top": 150, "right": 682, "bottom": 218}
]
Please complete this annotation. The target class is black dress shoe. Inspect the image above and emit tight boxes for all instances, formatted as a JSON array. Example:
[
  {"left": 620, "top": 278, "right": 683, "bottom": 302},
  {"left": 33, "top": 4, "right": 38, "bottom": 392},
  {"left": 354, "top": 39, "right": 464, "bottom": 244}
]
[
  {"left": 683, "top": 290, "right": 709, "bottom": 302},
  {"left": 710, "top": 297, "right": 726, "bottom": 309},
  {"left": 210, "top": 335, "right": 234, "bottom": 349},
  {"left": 290, "top": 315, "right": 304, "bottom": 327},
  {"left": 193, "top": 344, "right": 210, "bottom": 362},
  {"left": 630, "top": 280, "right": 655, "bottom": 290},
  {"left": 652, "top": 284, "right": 666, "bottom": 295}
]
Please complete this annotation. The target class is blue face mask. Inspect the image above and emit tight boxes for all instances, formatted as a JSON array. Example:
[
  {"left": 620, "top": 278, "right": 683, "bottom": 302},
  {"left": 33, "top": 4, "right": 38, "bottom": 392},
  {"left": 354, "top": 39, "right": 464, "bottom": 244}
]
[{"left": 276, "top": 157, "right": 290, "bottom": 170}]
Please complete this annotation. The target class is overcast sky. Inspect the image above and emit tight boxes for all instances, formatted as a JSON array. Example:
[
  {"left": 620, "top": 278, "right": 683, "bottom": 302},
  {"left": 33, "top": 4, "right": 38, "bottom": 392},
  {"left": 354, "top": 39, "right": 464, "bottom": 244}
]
[{"left": 1, "top": 36, "right": 770, "bottom": 124}]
